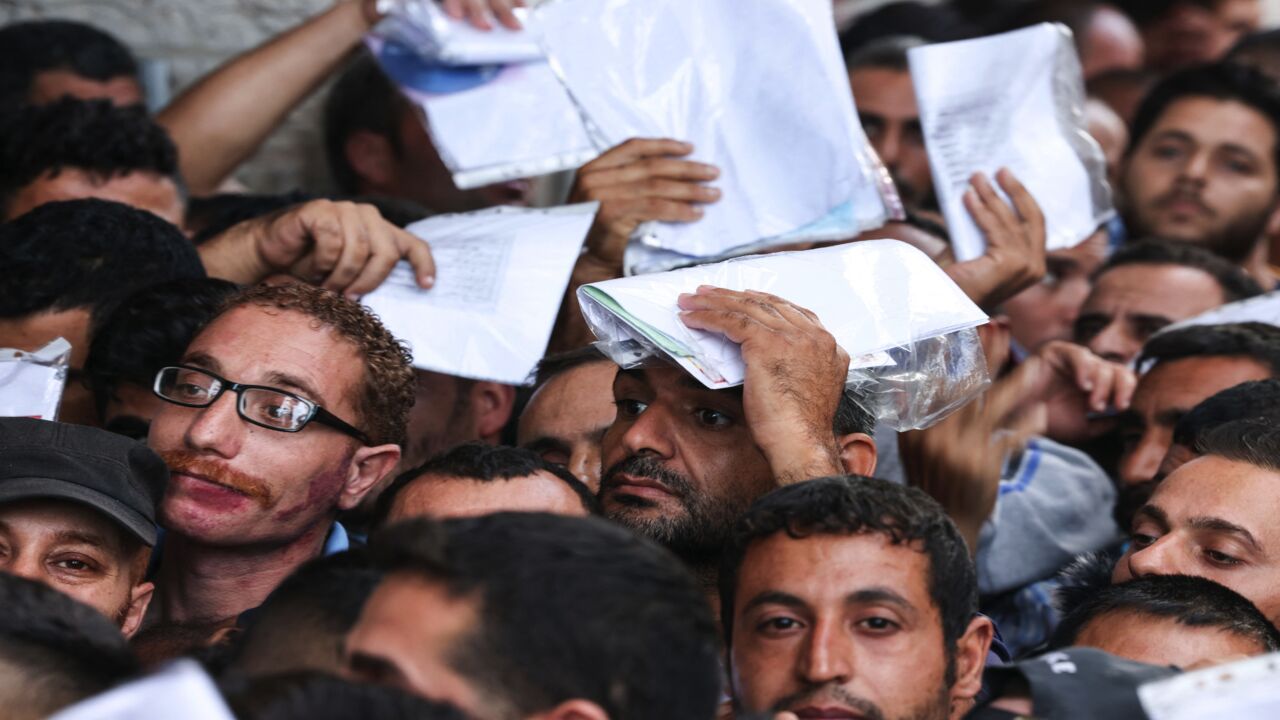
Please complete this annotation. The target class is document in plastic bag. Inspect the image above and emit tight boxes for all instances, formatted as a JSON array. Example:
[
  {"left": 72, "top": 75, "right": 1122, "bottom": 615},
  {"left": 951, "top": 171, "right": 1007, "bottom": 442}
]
[
  {"left": 363, "top": 204, "right": 596, "bottom": 385},
  {"left": 0, "top": 338, "right": 70, "bottom": 420},
  {"left": 51, "top": 660, "right": 235, "bottom": 720},
  {"left": 909, "top": 23, "right": 1114, "bottom": 262},
  {"left": 1140, "top": 652, "right": 1280, "bottom": 720},
  {"left": 579, "top": 241, "right": 990, "bottom": 430},
  {"left": 367, "top": 13, "right": 596, "bottom": 190},
  {"left": 534, "top": 0, "right": 900, "bottom": 268}
]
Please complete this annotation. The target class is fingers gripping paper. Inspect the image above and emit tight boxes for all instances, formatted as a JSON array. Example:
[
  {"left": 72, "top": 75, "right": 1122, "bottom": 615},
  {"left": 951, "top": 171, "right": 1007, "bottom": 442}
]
[
  {"left": 909, "top": 24, "right": 1114, "bottom": 262},
  {"left": 362, "top": 204, "right": 596, "bottom": 385},
  {"left": 578, "top": 241, "right": 991, "bottom": 430},
  {"left": 533, "top": 0, "right": 900, "bottom": 272}
]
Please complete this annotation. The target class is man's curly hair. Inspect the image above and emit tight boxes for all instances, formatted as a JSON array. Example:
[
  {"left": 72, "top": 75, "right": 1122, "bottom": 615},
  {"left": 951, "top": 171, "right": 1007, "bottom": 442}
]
[
  {"left": 217, "top": 283, "right": 415, "bottom": 447},
  {"left": 0, "top": 98, "right": 180, "bottom": 214}
]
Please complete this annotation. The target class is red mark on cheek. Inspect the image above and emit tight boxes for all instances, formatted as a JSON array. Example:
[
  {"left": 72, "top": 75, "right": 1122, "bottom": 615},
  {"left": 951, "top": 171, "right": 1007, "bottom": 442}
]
[{"left": 271, "top": 451, "right": 354, "bottom": 522}]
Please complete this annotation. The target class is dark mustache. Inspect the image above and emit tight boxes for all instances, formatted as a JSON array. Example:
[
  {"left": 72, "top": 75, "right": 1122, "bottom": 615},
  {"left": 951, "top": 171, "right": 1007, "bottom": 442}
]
[{"left": 601, "top": 455, "right": 693, "bottom": 497}]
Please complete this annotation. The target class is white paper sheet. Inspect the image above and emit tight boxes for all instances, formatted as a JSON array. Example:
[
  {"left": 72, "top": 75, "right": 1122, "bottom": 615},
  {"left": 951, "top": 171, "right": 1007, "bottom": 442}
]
[
  {"left": 1160, "top": 290, "right": 1280, "bottom": 335},
  {"left": 1140, "top": 652, "right": 1280, "bottom": 720},
  {"left": 366, "top": 32, "right": 596, "bottom": 190},
  {"left": 50, "top": 660, "right": 235, "bottom": 720},
  {"left": 534, "top": 0, "right": 894, "bottom": 263},
  {"left": 909, "top": 24, "right": 1114, "bottom": 262},
  {"left": 0, "top": 338, "right": 69, "bottom": 421},
  {"left": 579, "top": 240, "right": 987, "bottom": 389},
  {"left": 363, "top": 204, "right": 596, "bottom": 385}
]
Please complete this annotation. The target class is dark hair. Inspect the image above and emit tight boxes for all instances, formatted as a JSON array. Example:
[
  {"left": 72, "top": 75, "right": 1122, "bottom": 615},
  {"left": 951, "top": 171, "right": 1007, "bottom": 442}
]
[
  {"left": 85, "top": 278, "right": 241, "bottom": 425},
  {"left": 1197, "top": 418, "right": 1280, "bottom": 473},
  {"left": 844, "top": 35, "right": 922, "bottom": 72},
  {"left": 231, "top": 550, "right": 382, "bottom": 676},
  {"left": 1100, "top": 239, "right": 1263, "bottom": 302},
  {"left": 0, "top": 573, "right": 139, "bottom": 716},
  {"left": 368, "top": 514, "right": 721, "bottom": 720},
  {"left": 1112, "top": 0, "right": 1214, "bottom": 26},
  {"left": 1050, "top": 574, "right": 1280, "bottom": 654},
  {"left": 222, "top": 671, "right": 469, "bottom": 720},
  {"left": 1173, "top": 379, "right": 1280, "bottom": 449},
  {"left": 0, "top": 198, "right": 206, "bottom": 322},
  {"left": 0, "top": 98, "right": 180, "bottom": 216},
  {"left": 1126, "top": 62, "right": 1280, "bottom": 175},
  {"left": 835, "top": 387, "right": 878, "bottom": 437},
  {"left": 0, "top": 20, "right": 137, "bottom": 111},
  {"left": 531, "top": 345, "right": 610, "bottom": 390},
  {"left": 373, "top": 442, "right": 599, "bottom": 526},
  {"left": 1137, "top": 322, "right": 1280, "bottom": 377},
  {"left": 838, "top": 2, "right": 975, "bottom": 62},
  {"left": 719, "top": 476, "right": 976, "bottom": 657},
  {"left": 323, "top": 53, "right": 406, "bottom": 195},
  {"left": 997, "top": 0, "right": 1105, "bottom": 43}
]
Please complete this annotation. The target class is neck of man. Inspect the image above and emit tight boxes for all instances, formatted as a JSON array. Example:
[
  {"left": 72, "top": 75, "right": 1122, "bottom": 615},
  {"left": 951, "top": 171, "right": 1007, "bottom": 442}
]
[{"left": 148, "top": 518, "right": 333, "bottom": 627}]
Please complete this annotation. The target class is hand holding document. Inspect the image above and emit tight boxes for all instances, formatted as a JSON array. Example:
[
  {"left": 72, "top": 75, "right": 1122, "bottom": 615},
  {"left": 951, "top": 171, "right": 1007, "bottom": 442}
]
[
  {"left": 578, "top": 241, "right": 991, "bottom": 430},
  {"left": 909, "top": 23, "right": 1114, "bottom": 262},
  {"left": 362, "top": 204, "right": 596, "bottom": 385},
  {"left": 533, "top": 0, "right": 900, "bottom": 273}
]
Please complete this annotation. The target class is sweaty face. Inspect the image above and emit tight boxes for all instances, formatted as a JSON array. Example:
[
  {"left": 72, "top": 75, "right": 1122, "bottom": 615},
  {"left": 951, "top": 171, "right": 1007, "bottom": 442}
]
[
  {"left": 1074, "top": 609, "right": 1265, "bottom": 668},
  {"left": 1114, "top": 454, "right": 1280, "bottom": 624},
  {"left": 5, "top": 169, "right": 184, "bottom": 227},
  {"left": 517, "top": 360, "right": 617, "bottom": 492},
  {"left": 386, "top": 472, "right": 588, "bottom": 522},
  {"left": 849, "top": 67, "right": 933, "bottom": 209},
  {"left": 147, "top": 306, "right": 368, "bottom": 546},
  {"left": 28, "top": 70, "right": 143, "bottom": 106},
  {"left": 1121, "top": 97, "right": 1278, "bottom": 262},
  {"left": 0, "top": 499, "right": 149, "bottom": 635},
  {"left": 1117, "top": 356, "right": 1271, "bottom": 486},
  {"left": 731, "top": 532, "right": 954, "bottom": 720},
  {"left": 1002, "top": 231, "right": 1109, "bottom": 352},
  {"left": 347, "top": 573, "right": 502, "bottom": 717},
  {"left": 600, "top": 367, "right": 776, "bottom": 566},
  {"left": 1074, "top": 264, "right": 1227, "bottom": 364}
]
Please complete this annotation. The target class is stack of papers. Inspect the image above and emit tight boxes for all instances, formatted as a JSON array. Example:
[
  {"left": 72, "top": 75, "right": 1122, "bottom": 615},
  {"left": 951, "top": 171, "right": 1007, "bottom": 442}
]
[
  {"left": 1160, "top": 290, "right": 1280, "bottom": 335},
  {"left": 533, "top": 0, "right": 899, "bottom": 273},
  {"left": 362, "top": 204, "right": 595, "bottom": 385},
  {"left": 909, "top": 23, "right": 1114, "bottom": 262},
  {"left": 579, "top": 241, "right": 987, "bottom": 389}
]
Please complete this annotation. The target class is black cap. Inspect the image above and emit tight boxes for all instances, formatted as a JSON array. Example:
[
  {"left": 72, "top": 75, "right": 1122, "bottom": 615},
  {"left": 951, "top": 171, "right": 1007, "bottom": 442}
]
[
  {"left": 0, "top": 418, "right": 167, "bottom": 545},
  {"left": 972, "top": 647, "right": 1178, "bottom": 720}
]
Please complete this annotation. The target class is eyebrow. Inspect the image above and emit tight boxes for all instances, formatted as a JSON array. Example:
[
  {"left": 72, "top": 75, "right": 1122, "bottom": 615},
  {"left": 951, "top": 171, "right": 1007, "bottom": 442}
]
[
  {"left": 52, "top": 530, "right": 113, "bottom": 549},
  {"left": 1134, "top": 503, "right": 1170, "bottom": 529},
  {"left": 1151, "top": 129, "right": 1262, "bottom": 164},
  {"left": 183, "top": 351, "right": 222, "bottom": 373},
  {"left": 1126, "top": 313, "right": 1174, "bottom": 328},
  {"left": 1189, "top": 517, "right": 1263, "bottom": 554},
  {"left": 264, "top": 370, "right": 327, "bottom": 406},
  {"left": 741, "top": 587, "right": 915, "bottom": 614}
]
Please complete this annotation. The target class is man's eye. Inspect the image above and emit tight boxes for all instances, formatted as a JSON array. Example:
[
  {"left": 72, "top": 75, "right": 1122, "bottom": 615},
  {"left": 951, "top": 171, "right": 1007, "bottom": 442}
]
[
  {"left": 757, "top": 616, "right": 802, "bottom": 635},
  {"left": 1151, "top": 144, "right": 1185, "bottom": 160},
  {"left": 615, "top": 399, "right": 648, "bottom": 418},
  {"left": 1131, "top": 532, "right": 1158, "bottom": 548},
  {"left": 695, "top": 409, "right": 732, "bottom": 428},
  {"left": 1073, "top": 317, "right": 1107, "bottom": 343},
  {"left": 177, "top": 383, "right": 210, "bottom": 399},
  {"left": 1204, "top": 549, "right": 1242, "bottom": 567},
  {"left": 52, "top": 557, "right": 97, "bottom": 573}
]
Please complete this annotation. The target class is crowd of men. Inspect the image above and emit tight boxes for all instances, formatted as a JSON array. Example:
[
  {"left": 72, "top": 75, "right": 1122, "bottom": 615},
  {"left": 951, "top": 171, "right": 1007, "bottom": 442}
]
[{"left": 3, "top": 0, "right": 1280, "bottom": 717}]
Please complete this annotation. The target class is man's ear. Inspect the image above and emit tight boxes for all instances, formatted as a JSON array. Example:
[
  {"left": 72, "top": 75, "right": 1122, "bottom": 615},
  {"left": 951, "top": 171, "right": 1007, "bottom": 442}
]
[
  {"left": 950, "top": 615, "right": 995, "bottom": 708},
  {"left": 527, "top": 699, "right": 610, "bottom": 720},
  {"left": 468, "top": 381, "right": 517, "bottom": 443},
  {"left": 344, "top": 130, "right": 397, "bottom": 192},
  {"left": 339, "top": 444, "right": 403, "bottom": 511},
  {"left": 837, "top": 432, "right": 877, "bottom": 477},
  {"left": 120, "top": 581, "right": 155, "bottom": 639}
]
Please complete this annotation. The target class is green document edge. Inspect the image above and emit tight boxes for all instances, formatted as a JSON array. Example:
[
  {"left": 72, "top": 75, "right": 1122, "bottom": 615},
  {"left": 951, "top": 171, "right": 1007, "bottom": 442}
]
[{"left": 581, "top": 287, "right": 694, "bottom": 357}]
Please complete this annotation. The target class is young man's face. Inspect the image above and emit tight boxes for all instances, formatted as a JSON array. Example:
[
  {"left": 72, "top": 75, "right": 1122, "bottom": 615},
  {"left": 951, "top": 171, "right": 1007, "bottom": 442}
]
[
  {"left": 148, "top": 305, "right": 376, "bottom": 547},
  {"left": 730, "top": 532, "right": 981, "bottom": 720},
  {"left": 1121, "top": 96, "right": 1278, "bottom": 262},
  {"left": 599, "top": 367, "right": 776, "bottom": 564},
  {"left": 0, "top": 499, "right": 151, "bottom": 637},
  {"left": 1115, "top": 453, "right": 1280, "bottom": 624},
  {"left": 849, "top": 67, "right": 933, "bottom": 209},
  {"left": 1073, "top": 263, "right": 1227, "bottom": 364},
  {"left": 1117, "top": 356, "right": 1272, "bottom": 486}
]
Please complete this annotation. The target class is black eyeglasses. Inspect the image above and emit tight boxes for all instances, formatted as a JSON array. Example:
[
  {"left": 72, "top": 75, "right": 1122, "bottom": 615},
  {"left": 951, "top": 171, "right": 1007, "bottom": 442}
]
[{"left": 153, "top": 365, "right": 370, "bottom": 444}]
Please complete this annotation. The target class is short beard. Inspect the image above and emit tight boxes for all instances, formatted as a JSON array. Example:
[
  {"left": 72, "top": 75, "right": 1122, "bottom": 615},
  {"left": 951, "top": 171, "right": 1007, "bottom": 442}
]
[
  {"left": 766, "top": 679, "right": 951, "bottom": 720},
  {"left": 600, "top": 456, "right": 749, "bottom": 572}
]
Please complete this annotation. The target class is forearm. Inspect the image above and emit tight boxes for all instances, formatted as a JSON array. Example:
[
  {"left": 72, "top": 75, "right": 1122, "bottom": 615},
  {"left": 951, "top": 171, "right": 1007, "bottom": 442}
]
[
  {"left": 158, "top": 1, "right": 374, "bottom": 194},
  {"left": 197, "top": 219, "right": 271, "bottom": 284},
  {"left": 766, "top": 438, "right": 843, "bottom": 487}
]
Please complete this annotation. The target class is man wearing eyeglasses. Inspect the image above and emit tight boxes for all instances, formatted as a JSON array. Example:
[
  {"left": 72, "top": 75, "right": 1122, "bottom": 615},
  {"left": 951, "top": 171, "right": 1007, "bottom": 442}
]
[{"left": 135, "top": 282, "right": 413, "bottom": 654}]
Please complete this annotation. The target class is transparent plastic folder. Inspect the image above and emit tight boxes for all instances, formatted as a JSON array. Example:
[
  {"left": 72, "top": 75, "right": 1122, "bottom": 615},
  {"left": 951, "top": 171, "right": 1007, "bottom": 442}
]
[
  {"left": 909, "top": 23, "right": 1114, "bottom": 262},
  {"left": 368, "top": 3, "right": 597, "bottom": 190},
  {"left": 579, "top": 241, "right": 990, "bottom": 430},
  {"left": 0, "top": 338, "right": 69, "bottom": 421},
  {"left": 363, "top": 204, "right": 596, "bottom": 385},
  {"left": 534, "top": 0, "right": 901, "bottom": 271}
]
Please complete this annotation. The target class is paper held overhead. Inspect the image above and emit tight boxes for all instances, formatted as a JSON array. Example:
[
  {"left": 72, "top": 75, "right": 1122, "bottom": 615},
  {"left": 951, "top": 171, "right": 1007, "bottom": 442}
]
[
  {"left": 366, "top": 7, "right": 596, "bottom": 189},
  {"left": 578, "top": 241, "right": 991, "bottom": 430},
  {"left": 533, "top": 0, "right": 901, "bottom": 274},
  {"left": 1157, "top": 289, "right": 1280, "bottom": 337},
  {"left": 362, "top": 204, "right": 596, "bottom": 385},
  {"left": 909, "top": 23, "right": 1114, "bottom": 262}
]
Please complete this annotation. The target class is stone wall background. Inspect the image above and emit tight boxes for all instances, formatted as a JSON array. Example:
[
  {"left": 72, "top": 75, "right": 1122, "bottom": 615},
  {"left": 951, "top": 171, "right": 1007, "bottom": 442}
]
[{"left": 3, "top": 0, "right": 1280, "bottom": 195}]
